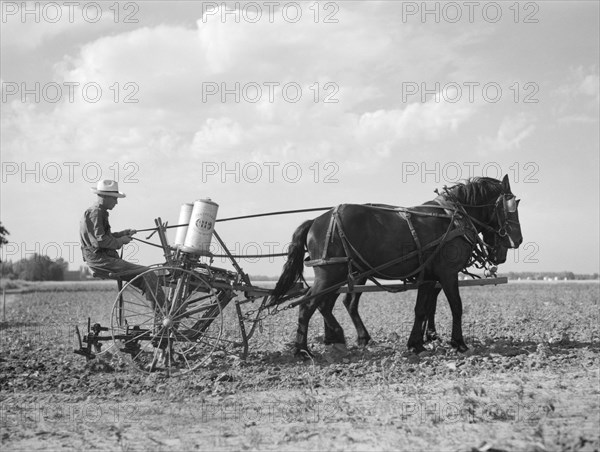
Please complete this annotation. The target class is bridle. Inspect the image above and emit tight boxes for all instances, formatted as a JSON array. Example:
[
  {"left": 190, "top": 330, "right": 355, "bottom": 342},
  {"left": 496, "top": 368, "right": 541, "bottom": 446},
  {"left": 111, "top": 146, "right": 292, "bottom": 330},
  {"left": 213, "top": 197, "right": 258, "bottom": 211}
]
[
  {"left": 486, "top": 193, "right": 519, "bottom": 242},
  {"left": 434, "top": 188, "right": 518, "bottom": 275},
  {"left": 440, "top": 187, "right": 519, "bottom": 242}
]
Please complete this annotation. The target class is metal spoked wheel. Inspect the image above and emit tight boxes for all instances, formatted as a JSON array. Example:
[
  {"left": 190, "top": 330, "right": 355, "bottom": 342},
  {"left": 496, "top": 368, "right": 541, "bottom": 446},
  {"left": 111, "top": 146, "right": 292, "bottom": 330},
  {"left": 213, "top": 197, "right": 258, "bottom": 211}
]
[{"left": 110, "top": 266, "right": 234, "bottom": 376}]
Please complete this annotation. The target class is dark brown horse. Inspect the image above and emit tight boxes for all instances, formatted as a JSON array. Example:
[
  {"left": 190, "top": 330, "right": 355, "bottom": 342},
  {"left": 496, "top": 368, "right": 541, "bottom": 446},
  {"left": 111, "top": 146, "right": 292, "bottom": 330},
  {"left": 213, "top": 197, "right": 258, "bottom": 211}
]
[
  {"left": 417, "top": 209, "right": 519, "bottom": 346},
  {"left": 271, "top": 175, "right": 523, "bottom": 356}
]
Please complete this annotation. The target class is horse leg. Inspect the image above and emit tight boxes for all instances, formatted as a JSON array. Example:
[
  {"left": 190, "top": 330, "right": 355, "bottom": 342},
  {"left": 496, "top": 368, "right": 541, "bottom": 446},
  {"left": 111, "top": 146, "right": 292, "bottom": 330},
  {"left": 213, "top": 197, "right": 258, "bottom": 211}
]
[
  {"left": 341, "top": 278, "right": 371, "bottom": 345},
  {"left": 424, "top": 287, "right": 442, "bottom": 343},
  {"left": 438, "top": 274, "right": 468, "bottom": 352},
  {"left": 407, "top": 281, "right": 438, "bottom": 353},
  {"left": 295, "top": 295, "right": 320, "bottom": 358},
  {"left": 319, "top": 294, "right": 346, "bottom": 345}
]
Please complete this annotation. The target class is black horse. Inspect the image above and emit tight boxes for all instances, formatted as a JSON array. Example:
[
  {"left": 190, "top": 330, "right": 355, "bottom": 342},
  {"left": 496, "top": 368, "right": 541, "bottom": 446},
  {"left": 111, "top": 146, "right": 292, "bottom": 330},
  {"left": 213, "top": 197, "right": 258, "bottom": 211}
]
[
  {"left": 271, "top": 175, "right": 523, "bottom": 356},
  {"left": 347, "top": 202, "right": 521, "bottom": 350},
  {"left": 416, "top": 208, "right": 519, "bottom": 347}
]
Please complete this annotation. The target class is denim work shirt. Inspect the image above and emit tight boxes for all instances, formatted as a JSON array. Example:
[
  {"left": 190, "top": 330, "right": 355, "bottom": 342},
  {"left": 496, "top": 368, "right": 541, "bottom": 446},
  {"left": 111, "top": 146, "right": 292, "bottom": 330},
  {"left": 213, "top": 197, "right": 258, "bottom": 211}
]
[{"left": 80, "top": 202, "right": 125, "bottom": 260}]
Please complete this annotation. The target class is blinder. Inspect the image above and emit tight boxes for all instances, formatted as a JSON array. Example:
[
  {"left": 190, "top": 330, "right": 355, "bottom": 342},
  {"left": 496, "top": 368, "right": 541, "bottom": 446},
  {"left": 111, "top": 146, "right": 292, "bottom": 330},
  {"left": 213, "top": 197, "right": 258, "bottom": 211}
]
[
  {"left": 491, "top": 193, "right": 519, "bottom": 239},
  {"left": 503, "top": 194, "right": 518, "bottom": 213}
]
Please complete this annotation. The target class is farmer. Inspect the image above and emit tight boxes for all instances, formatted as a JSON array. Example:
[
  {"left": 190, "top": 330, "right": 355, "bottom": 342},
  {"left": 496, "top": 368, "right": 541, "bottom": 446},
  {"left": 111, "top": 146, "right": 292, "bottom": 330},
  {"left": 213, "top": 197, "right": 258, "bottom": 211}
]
[{"left": 80, "top": 180, "right": 163, "bottom": 308}]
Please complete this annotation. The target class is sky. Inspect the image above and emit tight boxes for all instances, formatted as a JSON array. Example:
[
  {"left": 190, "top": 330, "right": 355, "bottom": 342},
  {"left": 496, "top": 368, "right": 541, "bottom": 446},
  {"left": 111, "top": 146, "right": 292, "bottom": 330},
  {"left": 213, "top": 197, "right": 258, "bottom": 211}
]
[{"left": 1, "top": 1, "right": 599, "bottom": 277}]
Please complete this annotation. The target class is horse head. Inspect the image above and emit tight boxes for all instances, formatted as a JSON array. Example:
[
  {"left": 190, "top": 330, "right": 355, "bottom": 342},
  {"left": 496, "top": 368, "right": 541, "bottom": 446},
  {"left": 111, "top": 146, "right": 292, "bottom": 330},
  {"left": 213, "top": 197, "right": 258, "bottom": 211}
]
[
  {"left": 495, "top": 175, "right": 523, "bottom": 249},
  {"left": 446, "top": 175, "right": 523, "bottom": 253}
]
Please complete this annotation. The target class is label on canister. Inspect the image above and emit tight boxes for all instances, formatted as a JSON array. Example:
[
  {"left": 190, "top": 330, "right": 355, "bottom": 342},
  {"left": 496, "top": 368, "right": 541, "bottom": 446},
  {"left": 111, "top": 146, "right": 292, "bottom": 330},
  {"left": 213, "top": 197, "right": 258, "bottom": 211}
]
[
  {"left": 174, "top": 203, "right": 194, "bottom": 247},
  {"left": 181, "top": 199, "right": 219, "bottom": 255}
]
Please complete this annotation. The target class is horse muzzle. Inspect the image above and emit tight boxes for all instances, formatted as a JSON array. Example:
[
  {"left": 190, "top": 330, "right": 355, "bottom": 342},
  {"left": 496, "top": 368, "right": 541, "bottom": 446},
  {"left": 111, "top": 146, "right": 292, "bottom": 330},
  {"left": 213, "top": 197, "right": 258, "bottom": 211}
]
[{"left": 489, "top": 245, "right": 508, "bottom": 265}]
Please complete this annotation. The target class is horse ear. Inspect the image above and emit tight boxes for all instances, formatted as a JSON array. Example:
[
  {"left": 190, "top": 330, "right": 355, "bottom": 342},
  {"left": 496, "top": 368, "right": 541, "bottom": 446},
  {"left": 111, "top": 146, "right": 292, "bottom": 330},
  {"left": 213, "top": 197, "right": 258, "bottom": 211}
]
[{"left": 502, "top": 174, "right": 511, "bottom": 191}]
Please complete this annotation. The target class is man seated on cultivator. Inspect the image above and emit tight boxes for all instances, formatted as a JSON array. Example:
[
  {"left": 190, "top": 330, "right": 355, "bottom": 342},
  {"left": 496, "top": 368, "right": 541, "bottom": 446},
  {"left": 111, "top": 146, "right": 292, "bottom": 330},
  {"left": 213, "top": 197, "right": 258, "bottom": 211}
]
[{"left": 80, "top": 180, "right": 163, "bottom": 308}]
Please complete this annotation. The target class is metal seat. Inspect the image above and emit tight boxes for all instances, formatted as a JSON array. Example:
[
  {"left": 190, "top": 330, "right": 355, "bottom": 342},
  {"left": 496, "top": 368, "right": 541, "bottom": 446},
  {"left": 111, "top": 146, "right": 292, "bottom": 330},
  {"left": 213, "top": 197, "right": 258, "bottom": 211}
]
[
  {"left": 88, "top": 267, "right": 144, "bottom": 281},
  {"left": 90, "top": 268, "right": 115, "bottom": 280}
]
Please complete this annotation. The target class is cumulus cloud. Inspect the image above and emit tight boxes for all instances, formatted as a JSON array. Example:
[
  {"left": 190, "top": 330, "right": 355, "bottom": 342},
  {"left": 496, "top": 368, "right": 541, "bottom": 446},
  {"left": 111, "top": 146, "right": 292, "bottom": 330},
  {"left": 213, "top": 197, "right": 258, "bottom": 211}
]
[
  {"left": 353, "top": 98, "right": 474, "bottom": 157},
  {"left": 1, "top": 2, "right": 485, "bottom": 171},
  {"left": 553, "top": 66, "right": 600, "bottom": 123},
  {"left": 479, "top": 113, "right": 536, "bottom": 152},
  {"left": 1, "top": 2, "right": 117, "bottom": 49},
  {"left": 190, "top": 117, "right": 243, "bottom": 155}
]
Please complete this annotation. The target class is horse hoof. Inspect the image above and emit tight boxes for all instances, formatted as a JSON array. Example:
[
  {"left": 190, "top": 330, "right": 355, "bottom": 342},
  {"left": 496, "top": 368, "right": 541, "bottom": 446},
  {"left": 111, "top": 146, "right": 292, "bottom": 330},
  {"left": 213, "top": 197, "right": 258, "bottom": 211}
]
[
  {"left": 324, "top": 336, "right": 346, "bottom": 346},
  {"left": 408, "top": 345, "right": 427, "bottom": 354},
  {"left": 449, "top": 341, "right": 469, "bottom": 353},
  {"left": 357, "top": 337, "right": 371, "bottom": 346},
  {"left": 294, "top": 348, "right": 314, "bottom": 360},
  {"left": 425, "top": 330, "right": 440, "bottom": 342}
]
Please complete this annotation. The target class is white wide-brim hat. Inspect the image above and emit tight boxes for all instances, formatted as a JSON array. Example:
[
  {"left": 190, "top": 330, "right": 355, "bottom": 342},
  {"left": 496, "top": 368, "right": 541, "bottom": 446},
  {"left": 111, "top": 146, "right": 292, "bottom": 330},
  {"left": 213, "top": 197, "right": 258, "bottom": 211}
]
[{"left": 91, "top": 180, "right": 126, "bottom": 198}]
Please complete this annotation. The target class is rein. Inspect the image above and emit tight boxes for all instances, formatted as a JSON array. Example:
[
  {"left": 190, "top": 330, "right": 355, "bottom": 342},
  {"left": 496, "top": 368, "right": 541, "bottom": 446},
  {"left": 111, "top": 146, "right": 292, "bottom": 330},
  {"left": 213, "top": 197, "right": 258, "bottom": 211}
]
[
  {"left": 273, "top": 220, "right": 467, "bottom": 309},
  {"left": 299, "top": 194, "right": 503, "bottom": 298},
  {"left": 131, "top": 186, "right": 514, "bottom": 265},
  {"left": 302, "top": 202, "right": 481, "bottom": 294},
  {"left": 134, "top": 207, "right": 334, "bottom": 233},
  {"left": 437, "top": 187, "right": 512, "bottom": 238}
]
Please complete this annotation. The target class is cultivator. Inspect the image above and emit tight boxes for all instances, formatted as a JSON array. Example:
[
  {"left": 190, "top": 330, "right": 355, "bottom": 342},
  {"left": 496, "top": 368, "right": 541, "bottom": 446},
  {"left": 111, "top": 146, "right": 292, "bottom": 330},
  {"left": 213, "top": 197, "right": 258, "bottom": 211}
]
[{"left": 74, "top": 197, "right": 511, "bottom": 375}]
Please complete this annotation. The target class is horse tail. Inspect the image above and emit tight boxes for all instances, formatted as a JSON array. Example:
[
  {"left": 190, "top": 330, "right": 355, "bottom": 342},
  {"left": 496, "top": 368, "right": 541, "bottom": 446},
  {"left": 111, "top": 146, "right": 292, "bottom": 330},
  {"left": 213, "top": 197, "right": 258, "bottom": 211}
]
[{"left": 271, "top": 219, "right": 313, "bottom": 302}]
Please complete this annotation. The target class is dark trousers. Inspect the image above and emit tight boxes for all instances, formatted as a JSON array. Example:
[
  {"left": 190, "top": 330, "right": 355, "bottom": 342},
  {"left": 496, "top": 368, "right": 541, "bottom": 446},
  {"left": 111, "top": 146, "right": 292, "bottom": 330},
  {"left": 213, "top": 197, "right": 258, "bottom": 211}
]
[{"left": 82, "top": 249, "right": 164, "bottom": 308}]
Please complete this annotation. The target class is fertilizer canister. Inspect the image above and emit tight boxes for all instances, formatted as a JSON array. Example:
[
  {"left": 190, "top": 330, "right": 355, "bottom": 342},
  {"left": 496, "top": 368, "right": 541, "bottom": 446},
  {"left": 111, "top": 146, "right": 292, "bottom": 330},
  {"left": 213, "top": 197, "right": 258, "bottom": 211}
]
[
  {"left": 181, "top": 199, "right": 219, "bottom": 255},
  {"left": 174, "top": 203, "right": 194, "bottom": 247}
]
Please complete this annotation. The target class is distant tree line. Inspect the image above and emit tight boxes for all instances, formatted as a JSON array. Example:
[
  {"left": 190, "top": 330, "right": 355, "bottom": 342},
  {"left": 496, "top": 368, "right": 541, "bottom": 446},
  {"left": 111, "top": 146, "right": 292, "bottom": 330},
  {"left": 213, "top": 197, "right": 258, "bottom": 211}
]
[
  {"left": 248, "top": 275, "right": 280, "bottom": 281},
  {"left": 1, "top": 254, "right": 68, "bottom": 281},
  {"left": 0, "top": 251, "right": 598, "bottom": 283},
  {"left": 501, "top": 271, "right": 599, "bottom": 280},
  {"left": 0, "top": 222, "right": 8, "bottom": 255},
  {"left": 1, "top": 224, "right": 67, "bottom": 281}
]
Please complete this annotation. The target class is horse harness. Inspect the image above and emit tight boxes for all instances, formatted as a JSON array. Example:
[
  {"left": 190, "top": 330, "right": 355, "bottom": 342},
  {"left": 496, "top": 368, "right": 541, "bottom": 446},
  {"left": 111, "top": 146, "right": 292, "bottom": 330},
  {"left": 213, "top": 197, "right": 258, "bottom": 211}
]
[{"left": 304, "top": 196, "right": 502, "bottom": 292}]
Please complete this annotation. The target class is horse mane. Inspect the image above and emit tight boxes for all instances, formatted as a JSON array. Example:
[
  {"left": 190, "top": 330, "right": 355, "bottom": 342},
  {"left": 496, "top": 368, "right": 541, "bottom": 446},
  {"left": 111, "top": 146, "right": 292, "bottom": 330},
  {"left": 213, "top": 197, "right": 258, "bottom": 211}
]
[{"left": 445, "top": 177, "right": 503, "bottom": 205}]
